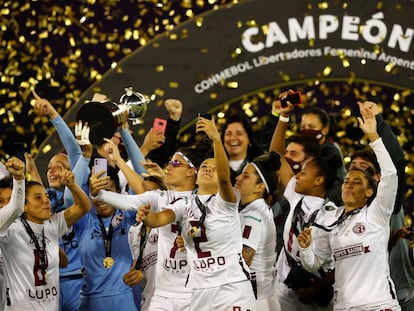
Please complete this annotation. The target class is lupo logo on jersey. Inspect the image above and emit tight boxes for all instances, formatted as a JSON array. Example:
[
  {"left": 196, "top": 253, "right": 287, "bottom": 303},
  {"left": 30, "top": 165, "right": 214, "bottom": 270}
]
[{"left": 27, "top": 286, "right": 58, "bottom": 300}]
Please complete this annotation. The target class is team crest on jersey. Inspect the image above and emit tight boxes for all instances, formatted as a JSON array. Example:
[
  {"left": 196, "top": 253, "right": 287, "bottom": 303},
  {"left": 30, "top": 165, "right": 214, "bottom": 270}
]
[
  {"left": 111, "top": 213, "right": 123, "bottom": 227},
  {"left": 352, "top": 223, "right": 366, "bottom": 235},
  {"left": 148, "top": 233, "right": 158, "bottom": 244}
]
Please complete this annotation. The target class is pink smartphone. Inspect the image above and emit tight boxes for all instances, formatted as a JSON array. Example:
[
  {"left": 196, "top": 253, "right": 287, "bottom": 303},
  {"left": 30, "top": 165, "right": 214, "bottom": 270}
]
[{"left": 153, "top": 118, "right": 167, "bottom": 135}]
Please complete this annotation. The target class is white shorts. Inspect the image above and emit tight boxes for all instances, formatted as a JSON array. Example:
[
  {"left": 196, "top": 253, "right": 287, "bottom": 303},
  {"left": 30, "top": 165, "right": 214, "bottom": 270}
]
[
  {"left": 190, "top": 280, "right": 256, "bottom": 311},
  {"left": 256, "top": 292, "right": 281, "bottom": 311},
  {"left": 147, "top": 294, "right": 191, "bottom": 311}
]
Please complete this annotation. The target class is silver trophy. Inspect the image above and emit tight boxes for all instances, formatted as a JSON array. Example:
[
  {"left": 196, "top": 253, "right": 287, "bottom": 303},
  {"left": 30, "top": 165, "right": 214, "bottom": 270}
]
[
  {"left": 119, "top": 86, "right": 151, "bottom": 125},
  {"left": 76, "top": 87, "right": 151, "bottom": 145}
]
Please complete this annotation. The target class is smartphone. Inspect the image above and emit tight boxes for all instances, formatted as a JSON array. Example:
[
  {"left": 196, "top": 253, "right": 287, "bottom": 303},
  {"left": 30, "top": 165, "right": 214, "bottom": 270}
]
[
  {"left": 281, "top": 91, "right": 302, "bottom": 108},
  {"left": 94, "top": 158, "right": 107, "bottom": 177},
  {"left": 198, "top": 113, "right": 212, "bottom": 120},
  {"left": 153, "top": 118, "right": 167, "bottom": 135}
]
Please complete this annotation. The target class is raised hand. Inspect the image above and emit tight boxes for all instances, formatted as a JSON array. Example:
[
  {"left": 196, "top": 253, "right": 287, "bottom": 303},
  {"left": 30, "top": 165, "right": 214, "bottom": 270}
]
[
  {"left": 32, "top": 90, "right": 58, "bottom": 119},
  {"left": 297, "top": 227, "right": 312, "bottom": 249},
  {"left": 75, "top": 120, "right": 93, "bottom": 158},
  {"left": 102, "top": 138, "right": 122, "bottom": 164},
  {"left": 140, "top": 129, "right": 165, "bottom": 156},
  {"left": 359, "top": 100, "right": 379, "bottom": 116},
  {"left": 59, "top": 168, "right": 75, "bottom": 187},
  {"left": 5, "top": 157, "right": 25, "bottom": 180},
  {"left": 278, "top": 89, "right": 296, "bottom": 116},
  {"left": 195, "top": 115, "right": 219, "bottom": 141},
  {"left": 140, "top": 160, "right": 166, "bottom": 181},
  {"left": 89, "top": 166, "right": 111, "bottom": 196},
  {"left": 164, "top": 99, "right": 183, "bottom": 121},
  {"left": 75, "top": 121, "right": 91, "bottom": 146},
  {"left": 357, "top": 101, "right": 379, "bottom": 142}
]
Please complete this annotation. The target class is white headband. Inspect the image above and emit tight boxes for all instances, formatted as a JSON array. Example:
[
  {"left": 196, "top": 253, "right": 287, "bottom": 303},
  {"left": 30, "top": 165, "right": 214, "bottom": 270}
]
[
  {"left": 250, "top": 162, "right": 270, "bottom": 194},
  {"left": 175, "top": 152, "right": 197, "bottom": 171}
]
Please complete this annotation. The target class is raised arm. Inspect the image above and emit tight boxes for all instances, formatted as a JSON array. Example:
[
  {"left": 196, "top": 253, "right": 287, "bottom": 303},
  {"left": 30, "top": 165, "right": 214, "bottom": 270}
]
[
  {"left": 0, "top": 158, "right": 25, "bottom": 231},
  {"left": 363, "top": 101, "right": 405, "bottom": 213},
  {"left": 118, "top": 127, "right": 147, "bottom": 176},
  {"left": 61, "top": 169, "right": 91, "bottom": 227},
  {"left": 24, "top": 153, "right": 43, "bottom": 184},
  {"left": 145, "top": 99, "right": 182, "bottom": 167},
  {"left": 32, "top": 90, "right": 82, "bottom": 169},
  {"left": 64, "top": 121, "right": 93, "bottom": 206},
  {"left": 102, "top": 138, "right": 146, "bottom": 194},
  {"left": 197, "top": 116, "right": 236, "bottom": 203},
  {"left": 357, "top": 102, "right": 397, "bottom": 216},
  {"left": 269, "top": 92, "right": 296, "bottom": 187}
]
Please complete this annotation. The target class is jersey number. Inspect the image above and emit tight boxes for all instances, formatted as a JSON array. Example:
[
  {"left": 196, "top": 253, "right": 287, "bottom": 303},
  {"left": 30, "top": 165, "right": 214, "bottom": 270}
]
[
  {"left": 33, "top": 250, "right": 47, "bottom": 286},
  {"left": 169, "top": 223, "right": 181, "bottom": 258},
  {"left": 189, "top": 221, "right": 211, "bottom": 258}
]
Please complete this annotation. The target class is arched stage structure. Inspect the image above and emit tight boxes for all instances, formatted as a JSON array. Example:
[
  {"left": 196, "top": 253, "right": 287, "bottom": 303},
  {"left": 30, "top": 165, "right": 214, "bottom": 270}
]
[{"left": 36, "top": 0, "right": 414, "bottom": 205}]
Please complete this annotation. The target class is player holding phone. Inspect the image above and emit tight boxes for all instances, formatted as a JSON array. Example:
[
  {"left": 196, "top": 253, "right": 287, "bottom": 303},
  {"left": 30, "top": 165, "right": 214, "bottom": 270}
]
[{"left": 280, "top": 91, "right": 302, "bottom": 108}]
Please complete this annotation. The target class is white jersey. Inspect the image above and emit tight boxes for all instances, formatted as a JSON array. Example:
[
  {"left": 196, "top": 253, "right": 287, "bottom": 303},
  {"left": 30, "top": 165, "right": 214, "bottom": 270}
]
[
  {"left": 169, "top": 191, "right": 251, "bottom": 289},
  {"left": 95, "top": 189, "right": 192, "bottom": 298},
  {"left": 329, "top": 139, "right": 400, "bottom": 310},
  {"left": 0, "top": 249, "right": 4, "bottom": 311},
  {"left": 128, "top": 223, "right": 158, "bottom": 311},
  {"left": 276, "top": 178, "right": 337, "bottom": 283},
  {"left": 239, "top": 198, "right": 277, "bottom": 299},
  {"left": 0, "top": 212, "right": 69, "bottom": 311}
]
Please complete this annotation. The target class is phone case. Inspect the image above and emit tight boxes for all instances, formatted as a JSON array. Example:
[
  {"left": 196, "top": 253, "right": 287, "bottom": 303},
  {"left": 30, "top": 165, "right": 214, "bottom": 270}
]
[
  {"left": 281, "top": 91, "right": 302, "bottom": 107},
  {"left": 153, "top": 118, "right": 167, "bottom": 134},
  {"left": 94, "top": 158, "right": 107, "bottom": 177}
]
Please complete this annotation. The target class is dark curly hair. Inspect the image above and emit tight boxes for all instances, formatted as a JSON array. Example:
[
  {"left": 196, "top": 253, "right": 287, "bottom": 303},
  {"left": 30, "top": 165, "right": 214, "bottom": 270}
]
[
  {"left": 307, "top": 153, "right": 343, "bottom": 191},
  {"left": 251, "top": 151, "right": 281, "bottom": 205}
]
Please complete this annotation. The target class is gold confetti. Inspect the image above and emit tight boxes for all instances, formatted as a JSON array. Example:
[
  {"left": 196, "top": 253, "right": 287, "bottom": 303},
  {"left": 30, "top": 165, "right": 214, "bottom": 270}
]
[{"left": 0, "top": 0, "right": 413, "bottom": 225}]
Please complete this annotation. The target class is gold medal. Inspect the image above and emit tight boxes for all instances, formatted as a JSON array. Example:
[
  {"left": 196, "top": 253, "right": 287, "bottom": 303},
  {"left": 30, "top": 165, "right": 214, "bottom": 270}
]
[
  {"left": 187, "top": 226, "right": 198, "bottom": 237},
  {"left": 137, "top": 269, "right": 143, "bottom": 282},
  {"left": 103, "top": 256, "right": 114, "bottom": 268}
]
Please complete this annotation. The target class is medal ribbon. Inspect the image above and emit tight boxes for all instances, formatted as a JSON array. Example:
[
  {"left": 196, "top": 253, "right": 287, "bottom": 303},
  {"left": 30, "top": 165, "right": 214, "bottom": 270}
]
[
  {"left": 21, "top": 215, "right": 48, "bottom": 268},
  {"left": 193, "top": 188, "right": 214, "bottom": 229},
  {"left": 135, "top": 224, "right": 149, "bottom": 270},
  {"left": 312, "top": 206, "right": 364, "bottom": 232},
  {"left": 97, "top": 213, "right": 116, "bottom": 259}
]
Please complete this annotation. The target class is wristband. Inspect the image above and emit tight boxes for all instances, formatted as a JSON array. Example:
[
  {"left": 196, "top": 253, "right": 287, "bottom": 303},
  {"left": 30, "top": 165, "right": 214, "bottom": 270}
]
[{"left": 279, "top": 115, "right": 290, "bottom": 123}]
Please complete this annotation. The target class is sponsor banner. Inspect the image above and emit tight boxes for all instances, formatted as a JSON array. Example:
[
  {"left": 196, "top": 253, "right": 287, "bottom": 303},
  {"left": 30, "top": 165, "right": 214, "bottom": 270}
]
[{"left": 37, "top": 0, "right": 414, "bottom": 170}]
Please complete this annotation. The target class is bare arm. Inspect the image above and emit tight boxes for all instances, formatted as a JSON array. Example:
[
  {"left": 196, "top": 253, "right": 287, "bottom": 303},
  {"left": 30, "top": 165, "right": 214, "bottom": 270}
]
[
  {"left": 242, "top": 245, "right": 256, "bottom": 266},
  {"left": 197, "top": 116, "right": 236, "bottom": 203},
  {"left": 136, "top": 204, "right": 176, "bottom": 228},
  {"left": 62, "top": 169, "right": 91, "bottom": 226},
  {"left": 268, "top": 94, "right": 295, "bottom": 187},
  {"left": 24, "top": 153, "right": 43, "bottom": 184}
]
